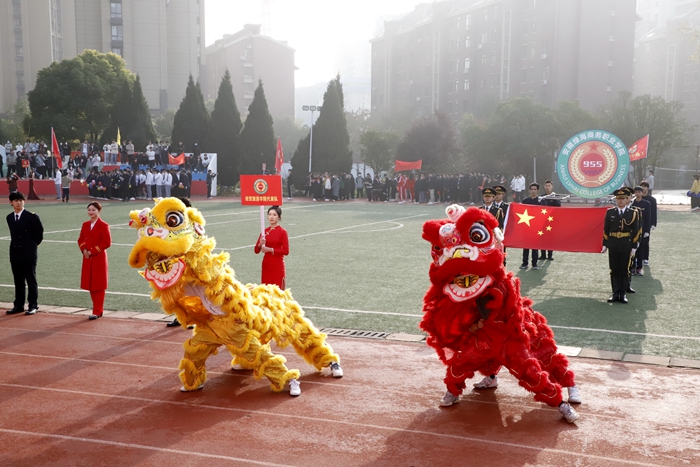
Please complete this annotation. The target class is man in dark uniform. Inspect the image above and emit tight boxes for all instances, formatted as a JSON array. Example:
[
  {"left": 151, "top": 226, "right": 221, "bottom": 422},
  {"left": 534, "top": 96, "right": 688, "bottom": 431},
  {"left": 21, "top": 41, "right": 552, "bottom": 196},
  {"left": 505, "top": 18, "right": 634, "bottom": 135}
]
[
  {"left": 479, "top": 187, "right": 505, "bottom": 228},
  {"left": 539, "top": 180, "right": 561, "bottom": 261},
  {"left": 639, "top": 181, "right": 657, "bottom": 266},
  {"left": 6, "top": 192, "right": 44, "bottom": 315},
  {"left": 493, "top": 185, "right": 509, "bottom": 218},
  {"left": 631, "top": 186, "right": 651, "bottom": 276},
  {"left": 520, "top": 183, "right": 542, "bottom": 270},
  {"left": 602, "top": 188, "right": 641, "bottom": 304}
]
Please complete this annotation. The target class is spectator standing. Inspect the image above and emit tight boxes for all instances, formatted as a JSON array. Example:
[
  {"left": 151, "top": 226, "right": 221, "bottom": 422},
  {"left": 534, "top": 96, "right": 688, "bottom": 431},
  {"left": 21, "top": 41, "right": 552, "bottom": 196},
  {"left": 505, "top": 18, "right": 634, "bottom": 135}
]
[
  {"left": 206, "top": 169, "right": 217, "bottom": 198},
  {"left": 163, "top": 169, "right": 172, "bottom": 197},
  {"left": 643, "top": 170, "right": 655, "bottom": 195},
  {"left": 356, "top": 173, "right": 364, "bottom": 199},
  {"left": 5, "top": 192, "right": 44, "bottom": 315},
  {"left": 61, "top": 170, "right": 73, "bottom": 202},
  {"left": 690, "top": 174, "right": 700, "bottom": 211},
  {"left": 154, "top": 169, "right": 164, "bottom": 198},
  {"left": 7, "top": 172, "right": 20, "bottom": 193},
  {"left": 145, "top": 168, "right": 154, "bottom": 199}
]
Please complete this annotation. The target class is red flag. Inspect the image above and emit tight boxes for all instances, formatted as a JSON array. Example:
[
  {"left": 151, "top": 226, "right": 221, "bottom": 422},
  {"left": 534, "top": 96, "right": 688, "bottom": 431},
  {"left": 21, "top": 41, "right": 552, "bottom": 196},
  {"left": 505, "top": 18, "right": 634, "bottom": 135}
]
[
  {"left": 503, "top": 202, "right": 608, "bottom": 253},
  {"left": 169, "top": 153, "right": 185, "bottom": 165},
  {"left": 395, "top": 159, "right": 422, "bottom": 171},
  {"left": 51, "top": 127, "right": 63, "bottom": 169},
  {"left": 275, "top": 137, "right": 284, "bottom": 174},
  {"left": 628, "top": 135, "right": 649, "bottom": 161}
]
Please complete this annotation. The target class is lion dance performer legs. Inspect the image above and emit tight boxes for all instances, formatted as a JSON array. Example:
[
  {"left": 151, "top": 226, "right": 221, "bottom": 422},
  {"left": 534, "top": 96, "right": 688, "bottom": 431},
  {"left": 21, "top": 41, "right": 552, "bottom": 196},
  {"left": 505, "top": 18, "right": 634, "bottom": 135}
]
[
  {"left": 420, "top": 204, "right": 580, "bottom": 422},
  {"left": 127, "top": 198, "right": 342, "bottom": 396}
]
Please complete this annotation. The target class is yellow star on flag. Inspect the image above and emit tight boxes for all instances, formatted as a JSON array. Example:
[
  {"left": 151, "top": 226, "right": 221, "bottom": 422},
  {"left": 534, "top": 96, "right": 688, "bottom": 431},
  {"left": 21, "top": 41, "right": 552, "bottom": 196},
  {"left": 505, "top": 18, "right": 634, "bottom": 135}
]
[
  {"left": 541, "top": 208, "right": 548, "bottom": 215},
  {"left": 517, "top": 209, "right": 536, "bottom": 226},
  {"left": 548, "top": 216, "right": 554, "bottom": 222},
  {"left": 537, "top": 231, "right": 544, "bottom": 236},
  {"left": 546, "top": 226, "right": 552, "bottom": 231}
]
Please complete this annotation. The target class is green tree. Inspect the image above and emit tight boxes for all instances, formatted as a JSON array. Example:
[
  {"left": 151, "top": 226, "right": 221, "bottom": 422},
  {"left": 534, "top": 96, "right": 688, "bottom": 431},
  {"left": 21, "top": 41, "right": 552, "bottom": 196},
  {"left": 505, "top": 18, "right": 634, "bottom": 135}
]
[
  {"left": 154, "top": 109, "right": 176, "bottom": 142},
  {"left": 359, "top": 129, "right": 400, "bottom": 173},
  {"left": 289, "top": 75, "right": 352, "bottom": 183},
  {"left": 171, "top": 74, "right": 210, "bottom": 152},
  {"left": 238, "top": 80, "right": 275, "bottom": 175},
  {"left": 552, "top": 100, "right": 599, "bottom": 145},
  {"left": 102, "top": 80, "right": 133, "bottom": 145},
  {"left": 208, "top": 70, "right": 242, "bottom": 186},
  {"left": 27, "top": 50, "right": 133, "bottom": 141},
  {"left": 129, "top": 75, "right": 157, "bottom": 149},
  {"left": 396, "top": 112, "right": 459, "bottom": 173},
  {"left": 598, "top": 92, "right": 690, "bottom": 178},
  {"left": 273, "top": 115, "right": 308, "bottom": 165},
  {"left": 0, "top": 99, "right": 29, "bottom": 144}
]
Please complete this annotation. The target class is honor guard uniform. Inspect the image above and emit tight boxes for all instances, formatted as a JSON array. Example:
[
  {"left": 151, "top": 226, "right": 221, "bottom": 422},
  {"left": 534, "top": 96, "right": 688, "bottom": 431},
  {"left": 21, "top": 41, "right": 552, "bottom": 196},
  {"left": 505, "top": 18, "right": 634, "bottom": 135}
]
[
  {"left": 480, "top": 187, "right": 505, "bottom": 228},
  {"left": 602, "top": 188, "right": 641, "bottom": 304},
  {"left": 493, "top": 185, "right": 509, "bottom": 218}
]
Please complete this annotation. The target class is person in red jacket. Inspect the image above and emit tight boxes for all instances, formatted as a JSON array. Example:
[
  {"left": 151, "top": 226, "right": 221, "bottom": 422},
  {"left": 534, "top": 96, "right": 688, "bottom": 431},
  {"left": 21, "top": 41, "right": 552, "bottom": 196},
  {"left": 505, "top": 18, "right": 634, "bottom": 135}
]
[
  {"left": 78, "top": 201, "right": 112, "bottom": 320},
  {"left": 254, "top": 206, "right": 289, "bottom": 289}
]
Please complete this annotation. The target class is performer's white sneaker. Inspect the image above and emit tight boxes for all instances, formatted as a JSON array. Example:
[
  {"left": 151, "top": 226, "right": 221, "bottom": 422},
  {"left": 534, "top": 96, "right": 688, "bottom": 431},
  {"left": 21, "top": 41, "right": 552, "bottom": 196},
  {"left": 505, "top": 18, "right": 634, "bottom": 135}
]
[
  {"left": 439, "top": 390, "right": 459, "bottom": 407},
  {"left": 559, "top": 402, "right": 580, "bottom": 423},
  {"left": 180, "top": 384, "right": 204, "bottom": 392},
  {"left": 231, "top": 363, "right": 245, "bottom": 370},
  {"left": 289, "top": 379, "right": 301, "bottom": 396},
  {"left": 568, "top": 385, "right": 582, "bottom": 404},
  {"left": 329, "top": 361, "right": 343, "bottom": 378},
  {"left": 473, "top": 375, "right": 498, "bottom": 389}
]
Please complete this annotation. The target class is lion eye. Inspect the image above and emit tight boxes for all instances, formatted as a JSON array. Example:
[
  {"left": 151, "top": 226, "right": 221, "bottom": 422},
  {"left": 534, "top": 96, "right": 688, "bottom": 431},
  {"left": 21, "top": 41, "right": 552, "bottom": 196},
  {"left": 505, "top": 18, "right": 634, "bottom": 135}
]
[
  {"left": 469, "top": 224, "right": 491, "bottom": 244},
  {"left": 165, "top": 212, "right": 184, "bottom": 228}
]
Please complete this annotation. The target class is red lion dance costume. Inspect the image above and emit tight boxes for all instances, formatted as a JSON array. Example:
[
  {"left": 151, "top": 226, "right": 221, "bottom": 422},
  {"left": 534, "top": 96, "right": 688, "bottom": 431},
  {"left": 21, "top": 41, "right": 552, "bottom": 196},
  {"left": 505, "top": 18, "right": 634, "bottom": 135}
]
[{"left": 420, "top": 205, "right": 581, "bottom": 423}]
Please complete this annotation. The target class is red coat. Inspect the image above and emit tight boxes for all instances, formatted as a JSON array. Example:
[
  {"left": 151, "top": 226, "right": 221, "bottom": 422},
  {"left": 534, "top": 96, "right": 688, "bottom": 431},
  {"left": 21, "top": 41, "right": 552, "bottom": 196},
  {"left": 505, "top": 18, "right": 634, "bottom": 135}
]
[
  {"left": 254, "top": 225, "right": 289, "bottom": 289},
  {"left": 78, "top": 218, "right": 111, "bottom": 291}
]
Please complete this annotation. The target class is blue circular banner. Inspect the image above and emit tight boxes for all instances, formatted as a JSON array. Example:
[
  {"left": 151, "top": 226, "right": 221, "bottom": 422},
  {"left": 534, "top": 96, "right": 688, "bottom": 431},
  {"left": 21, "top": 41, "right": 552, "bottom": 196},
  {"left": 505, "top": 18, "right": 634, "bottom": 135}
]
[{"left": 556, "top": 130, "right": 629, "bottom": 199}]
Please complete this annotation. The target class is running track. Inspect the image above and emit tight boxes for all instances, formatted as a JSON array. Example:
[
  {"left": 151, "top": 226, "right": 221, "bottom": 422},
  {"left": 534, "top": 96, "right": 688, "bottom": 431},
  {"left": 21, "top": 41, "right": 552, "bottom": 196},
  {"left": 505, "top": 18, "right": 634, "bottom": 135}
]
[{"left": 1, "top": 312, "right": 698, "bottom": 467}]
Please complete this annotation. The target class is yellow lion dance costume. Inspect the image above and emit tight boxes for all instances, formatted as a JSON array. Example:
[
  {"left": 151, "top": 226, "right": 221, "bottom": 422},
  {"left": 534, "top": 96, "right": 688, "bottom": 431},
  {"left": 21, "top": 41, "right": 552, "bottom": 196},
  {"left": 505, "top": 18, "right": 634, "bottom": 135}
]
[{"left": 127, "top": 197, "right": 342, "bottom": 395}]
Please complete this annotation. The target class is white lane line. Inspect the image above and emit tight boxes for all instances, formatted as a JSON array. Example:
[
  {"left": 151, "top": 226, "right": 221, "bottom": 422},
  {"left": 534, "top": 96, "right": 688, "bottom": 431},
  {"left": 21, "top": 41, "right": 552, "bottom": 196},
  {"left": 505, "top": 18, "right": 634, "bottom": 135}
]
[
  {"left": 0, "top": 284, "right": 152, "bottom": 297},
  {"left": 0, "top": 428, "right": 296, "bottom": 467},
  {"left": 304, "top": 306, "right": 421, "bottom": 318},
  {"left": 0, "top": 385, "right": 670, "bottom": 467},
  {"left": 220, "top": 214, "right": 428, "bottom": 251}
]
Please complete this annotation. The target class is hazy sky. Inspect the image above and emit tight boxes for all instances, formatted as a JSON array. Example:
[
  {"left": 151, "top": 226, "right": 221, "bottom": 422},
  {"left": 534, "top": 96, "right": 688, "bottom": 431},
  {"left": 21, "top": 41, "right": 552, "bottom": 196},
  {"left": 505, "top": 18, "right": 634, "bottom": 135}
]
[{"left": 205, "top": 0, "right": 419, "bottom": 87}]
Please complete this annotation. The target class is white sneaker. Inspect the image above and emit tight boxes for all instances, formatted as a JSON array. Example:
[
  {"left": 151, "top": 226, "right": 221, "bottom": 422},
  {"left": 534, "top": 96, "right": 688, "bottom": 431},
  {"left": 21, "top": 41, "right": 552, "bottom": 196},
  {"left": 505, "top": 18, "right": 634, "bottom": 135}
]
[
  {"left": 473, "top": 375, "right": 498, "bottom": 389},
  {"left": 289, "top": 379, "right": 301, "bottom": 396},
  {"left": 180, "top": 383, "right": 204, "bottom": 392},
  {"left": 439, "top": 390, "right": 459, "bottom": 407},
  {"left": 231, "top": 363, "right": 245, "bottom": 370},
  {"left": 568, "top": 385, "right": 582, "bottom": 404},
  {"left": 329, "top": 361, "right": 343, "bottom": 378},
  {"left": 643, "top": 260, "right": 649, "bottom": 266},
  {"left": 559, "top": 402, "right": 580, "bottom": 423}
]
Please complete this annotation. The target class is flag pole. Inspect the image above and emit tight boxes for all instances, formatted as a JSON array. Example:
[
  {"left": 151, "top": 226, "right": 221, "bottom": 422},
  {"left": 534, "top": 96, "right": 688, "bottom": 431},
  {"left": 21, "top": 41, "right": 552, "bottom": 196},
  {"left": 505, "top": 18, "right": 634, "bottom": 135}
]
[{"left": 260, "top": 163, "right": 266, "bottom": 245}]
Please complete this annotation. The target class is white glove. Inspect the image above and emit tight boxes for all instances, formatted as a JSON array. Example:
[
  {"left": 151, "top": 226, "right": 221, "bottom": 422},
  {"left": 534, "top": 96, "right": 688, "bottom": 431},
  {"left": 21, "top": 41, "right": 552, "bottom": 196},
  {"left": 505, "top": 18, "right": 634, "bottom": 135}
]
[
  {"left": 643, "top": 232, "right": 649, "bottom": 238},
  {"left": 650, "top": 225, "right": 656, "bottom": 231},
  {"left": 631, "top": 248, "right": 637, "bottom": 256},
  {"left": 601, "top": 246, "right": 607, "bottom": 253}
]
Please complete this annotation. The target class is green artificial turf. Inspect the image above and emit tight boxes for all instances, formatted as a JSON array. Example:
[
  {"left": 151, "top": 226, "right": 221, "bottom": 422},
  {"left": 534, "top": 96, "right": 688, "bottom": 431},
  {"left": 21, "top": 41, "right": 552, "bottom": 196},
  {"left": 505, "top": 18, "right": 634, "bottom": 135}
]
[{"left": 1, "top": 198, "right": 698, "bottom": 359}]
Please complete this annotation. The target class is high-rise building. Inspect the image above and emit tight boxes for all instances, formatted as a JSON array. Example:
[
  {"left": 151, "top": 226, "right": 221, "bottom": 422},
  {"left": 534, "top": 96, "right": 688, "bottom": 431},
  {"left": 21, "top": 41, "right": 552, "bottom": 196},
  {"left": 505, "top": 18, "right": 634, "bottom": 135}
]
[
  {"left": 205, "top": 24, "right": 295, "bottom": 119},
  {"left": 370, "top": 0, "right": 637, "bottom": 123},
  {"left": 0, "top": 0, "right": 204, "bottom": 115}
]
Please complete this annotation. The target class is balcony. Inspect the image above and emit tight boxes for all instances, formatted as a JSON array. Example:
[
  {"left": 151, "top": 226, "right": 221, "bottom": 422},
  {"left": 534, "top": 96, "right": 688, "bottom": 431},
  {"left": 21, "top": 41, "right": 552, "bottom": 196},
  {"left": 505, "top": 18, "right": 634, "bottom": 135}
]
[{"left": 243, "top": 75, "right": 253, "bottom": 83}]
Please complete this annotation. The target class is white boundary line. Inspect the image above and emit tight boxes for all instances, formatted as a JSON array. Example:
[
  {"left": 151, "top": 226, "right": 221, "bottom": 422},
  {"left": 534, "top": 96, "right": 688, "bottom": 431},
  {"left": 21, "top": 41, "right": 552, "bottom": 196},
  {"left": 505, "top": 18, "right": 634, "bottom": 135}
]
[
  {"left": 0, "top": 385, "right": 670, "bottom": 467},
  {"left": 0, "top": 428, "right": 296, "bottom": 467},
  {"left": 1, "top": 283, "right": 699, "bottom": 341}
]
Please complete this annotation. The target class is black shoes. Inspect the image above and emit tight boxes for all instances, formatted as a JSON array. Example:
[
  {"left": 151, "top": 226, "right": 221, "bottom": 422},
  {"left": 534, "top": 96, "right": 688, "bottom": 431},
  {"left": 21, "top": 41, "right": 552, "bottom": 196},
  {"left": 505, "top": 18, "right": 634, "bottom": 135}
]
[
  {"left": 548, "top": 256, "right": 553, "bottom": 261},
  {"left": 619, "top": 295, "right": 628, "bottom": 304},
  {"left": 25, "top": 307, "right": 38, "bottom": 315},
  {"left": 89, "top": 314, "right": 101, "bottom": 320},
  {"left": 6, "top": 308, "right": 24, "bottom": 315},
  {"left": 538, "top": 256, "right": 546, "bottom": 260},
  {"left": 607, "top": 294, "right": 618, "bottom": 303},
  {"left": 626, "top": 285, "right": 636, "bottom": 293},
  {"left": 166, "top": 318, "right": 181, "bottom": 327}
]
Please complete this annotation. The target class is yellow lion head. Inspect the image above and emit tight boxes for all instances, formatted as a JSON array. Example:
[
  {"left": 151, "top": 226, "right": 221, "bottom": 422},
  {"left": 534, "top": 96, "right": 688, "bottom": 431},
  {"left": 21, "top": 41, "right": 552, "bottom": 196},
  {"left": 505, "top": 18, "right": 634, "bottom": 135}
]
[{"left": 128, "top": 198, "right": 207, "bottom": 290}]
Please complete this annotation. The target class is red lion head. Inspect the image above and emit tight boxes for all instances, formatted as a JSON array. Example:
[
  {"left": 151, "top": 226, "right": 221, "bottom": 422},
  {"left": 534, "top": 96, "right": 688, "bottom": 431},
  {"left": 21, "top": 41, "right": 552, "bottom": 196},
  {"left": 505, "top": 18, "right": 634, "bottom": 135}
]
[{"left": 422, "top": 205, "right": 505, "bottom": 303}]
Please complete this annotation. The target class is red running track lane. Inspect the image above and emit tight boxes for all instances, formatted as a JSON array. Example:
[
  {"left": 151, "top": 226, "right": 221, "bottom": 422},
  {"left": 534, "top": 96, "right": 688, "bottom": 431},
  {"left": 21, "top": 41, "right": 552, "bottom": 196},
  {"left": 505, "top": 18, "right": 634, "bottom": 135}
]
[{"left": 0, "top": 312, "right": 698, "bottom": 467}]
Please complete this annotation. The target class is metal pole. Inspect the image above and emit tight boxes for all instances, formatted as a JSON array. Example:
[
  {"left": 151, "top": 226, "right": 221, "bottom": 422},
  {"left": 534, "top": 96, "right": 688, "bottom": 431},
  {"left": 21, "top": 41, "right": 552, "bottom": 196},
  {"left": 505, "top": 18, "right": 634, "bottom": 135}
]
[
  {"left": 308, "top": 109, "right": 314, "bottom": 173},
  {"left": 533, "top": 156, "right": 537, "bottom": 183}
]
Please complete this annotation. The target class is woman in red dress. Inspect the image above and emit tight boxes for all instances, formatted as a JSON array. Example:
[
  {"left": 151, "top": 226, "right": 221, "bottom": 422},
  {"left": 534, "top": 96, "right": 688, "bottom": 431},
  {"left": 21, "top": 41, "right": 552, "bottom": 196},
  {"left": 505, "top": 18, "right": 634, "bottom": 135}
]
[
  {"left": 27, "top": 170, "right": 42, "bottom": 200},
  {"left": 254, "top": 206, "right": 289, "bottom": 289},
  {"left": 77, "top": 202, "right": 112, "bottom": 320}
]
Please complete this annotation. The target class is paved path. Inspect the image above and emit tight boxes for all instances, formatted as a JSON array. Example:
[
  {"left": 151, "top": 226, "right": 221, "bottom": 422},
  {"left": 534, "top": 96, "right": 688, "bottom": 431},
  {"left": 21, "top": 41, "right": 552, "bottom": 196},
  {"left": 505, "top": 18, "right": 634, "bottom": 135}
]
[{"left": 1, "top": 312, "right": 698, "bottom": 467}]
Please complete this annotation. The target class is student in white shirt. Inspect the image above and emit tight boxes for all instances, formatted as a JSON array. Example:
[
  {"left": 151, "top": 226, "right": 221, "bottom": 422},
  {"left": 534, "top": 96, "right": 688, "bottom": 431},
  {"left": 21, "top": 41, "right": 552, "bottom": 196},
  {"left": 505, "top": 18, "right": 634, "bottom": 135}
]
[
  {"left": 145, "top": 169, "right": 154, "bottom": 199},
  {"left": 154, "top": 170, "right": 164, "bottom": 198}
]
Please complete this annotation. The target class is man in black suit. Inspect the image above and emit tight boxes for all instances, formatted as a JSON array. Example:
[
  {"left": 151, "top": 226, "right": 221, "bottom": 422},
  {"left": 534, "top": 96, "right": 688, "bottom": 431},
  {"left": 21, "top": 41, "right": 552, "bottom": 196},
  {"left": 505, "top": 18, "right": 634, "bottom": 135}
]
[
  {"left": 602, "top": 188, "right": 640, "bottom": 304},
  {"left": 6, "top": 192, "right": 44, "bottom": 315},
  {"left": 539, "top": 180, "right": 561, "bottom": 261}
]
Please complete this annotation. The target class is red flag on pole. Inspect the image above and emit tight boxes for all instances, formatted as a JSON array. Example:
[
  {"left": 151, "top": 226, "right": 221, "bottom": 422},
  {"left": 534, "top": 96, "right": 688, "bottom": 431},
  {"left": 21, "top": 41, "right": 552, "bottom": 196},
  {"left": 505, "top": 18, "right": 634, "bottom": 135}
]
[
  {"left": 502, "top": 203, "right": 608, "bottom": 253},
  {"left": 169, "top": 153, "right": 185, "bottom": 165},
  {"left": 395, "top": 159, "right": 422, "bottom": 171},
  {"left": 275, "top": 137, "right": 284, "bottom": 174},
  {"left": 51, "top": 127, "right": 63, "bottom": 169},
  {"left": 628, "top": 135, "right": 649, "bottom": 161}
]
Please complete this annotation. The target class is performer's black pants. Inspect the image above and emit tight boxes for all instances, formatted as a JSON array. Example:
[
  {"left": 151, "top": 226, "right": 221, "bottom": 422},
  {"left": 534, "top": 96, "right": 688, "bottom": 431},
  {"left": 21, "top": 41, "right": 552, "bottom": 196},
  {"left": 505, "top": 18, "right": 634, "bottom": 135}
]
[{"left": 12, "top": 260, "right": 38, "bottom": 309}]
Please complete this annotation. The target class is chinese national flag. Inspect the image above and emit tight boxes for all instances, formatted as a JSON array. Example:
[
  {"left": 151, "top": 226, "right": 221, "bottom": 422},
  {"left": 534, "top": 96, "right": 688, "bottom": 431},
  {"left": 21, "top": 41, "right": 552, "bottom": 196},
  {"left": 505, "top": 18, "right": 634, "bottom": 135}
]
[
  {"left": 275, "top": 137, "right": 284, "bottom": 174},
  {"left": 169, "top": 153, "right": 185, "bottom": 165},
  {"left": 628, "top": 135, "right": 649, "bottom": 161},
  {"left": 395, "top": 159, "right": 422, "bottom": 171},
  {"left": 51, "top": 127, "right": 63, "bottom": 169},
  {"left": 503, "top": 203, "right": 608, "bottom": 253}
]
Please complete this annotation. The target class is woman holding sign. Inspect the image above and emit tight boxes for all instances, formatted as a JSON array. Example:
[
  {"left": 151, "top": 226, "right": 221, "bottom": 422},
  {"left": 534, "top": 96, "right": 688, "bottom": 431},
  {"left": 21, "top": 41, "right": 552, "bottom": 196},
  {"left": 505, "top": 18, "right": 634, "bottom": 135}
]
[{"left": 254, "top": 206, "right": 289, "bottom": 289}]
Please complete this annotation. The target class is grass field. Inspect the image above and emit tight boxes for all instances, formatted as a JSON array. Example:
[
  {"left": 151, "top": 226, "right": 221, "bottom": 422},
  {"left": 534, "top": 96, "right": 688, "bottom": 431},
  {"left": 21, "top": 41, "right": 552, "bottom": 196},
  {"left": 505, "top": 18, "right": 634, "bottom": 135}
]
[{"left": 1, "top": 197, "right": 699, "bottom": 360}]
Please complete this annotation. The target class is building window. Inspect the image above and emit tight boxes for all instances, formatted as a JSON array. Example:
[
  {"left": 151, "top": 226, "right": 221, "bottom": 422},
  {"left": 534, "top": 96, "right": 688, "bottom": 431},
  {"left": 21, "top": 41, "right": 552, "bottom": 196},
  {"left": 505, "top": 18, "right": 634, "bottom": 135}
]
[
  {"left": 110, "top": 2, "right": 122, "bottom": 19},
  {"left": 492, "top": 29, "right": 498, "bottom": 42},
  {"left": 465, "top": 15, "right": 471, "bottom": 29},
  {"left": 481, "top": 55, "right": 487, "bottom": 65},
  {"left": 483, "top": 10, "right": 488, "bottom": 21},
  {"left": 481, "top": 32, "right": 488, "bottom": 44},
  {"left": 464, "top": 58, "right": 470, "bottom": 70},
  {"left": 480, "top": 79, "right": 486, "bottom": 88},
  {"left": 112, "top": 47, "right": 122, "bottom": 56},
  {"left": 464, "top": 79, "right": 470, "bottom": 90},
  {"left": 111, "top": 25, "right": 123, "bottom": 41},
  {"left": 465, "top": 37, "right": 470, "bottom": 48},
  {"left": 491, "top": 52, "right": 496, "bottom": 65},
  {"left": 14, "top": 17, "right": 21, "bottom": 27}
]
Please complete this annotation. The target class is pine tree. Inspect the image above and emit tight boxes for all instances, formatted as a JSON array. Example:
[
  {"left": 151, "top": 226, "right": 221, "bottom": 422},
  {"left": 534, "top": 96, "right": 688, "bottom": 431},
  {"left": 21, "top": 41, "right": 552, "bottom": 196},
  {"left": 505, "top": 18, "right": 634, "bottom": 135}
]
[
  {"left": 238, "top": 80, "right": 275, "bottom": 175},
  {"left": 171, "top": 74, "right": 210, "bottom": 152},
  {"left": 130, "top": 75, "right": 157, "bottom": 149},
  {"left": 208, "top": 69, "right": 242, "bottom": 186},
  {"left": 289, "top": 75, "right": 351, "bottom": 185},
  {"left": 103, "top": 79, "right": 133, "bottom": 146}
]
